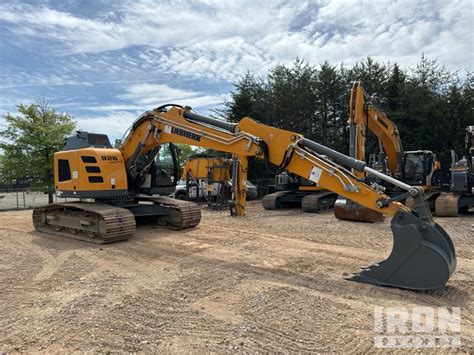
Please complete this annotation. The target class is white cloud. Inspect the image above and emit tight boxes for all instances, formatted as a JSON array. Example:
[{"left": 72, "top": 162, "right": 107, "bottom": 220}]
[
  {"left": 0, "top": 0, "right": 471, "bottom": 77},
  {"left": 119, "top": 83, "right": 227, "bottom": 109},
  {"left": 75, "top": 110, "right": 140, "bottom": 141},
  {"left": 74, "top": 83, "right": 228, "bottom": 140},
  {"left": 0, "top": 0, "right": 472, "bottom": 133}
]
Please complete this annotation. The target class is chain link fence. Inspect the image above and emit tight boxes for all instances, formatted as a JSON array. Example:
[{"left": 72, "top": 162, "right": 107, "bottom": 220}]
[
  {"left": 0, "top": 179, "right": 274, "bottom": 211},
  {"left": 0, "top": 187, "right": 78, "bottom": 211}
]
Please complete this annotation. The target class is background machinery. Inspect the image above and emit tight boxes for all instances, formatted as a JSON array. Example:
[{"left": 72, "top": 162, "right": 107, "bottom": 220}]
[
  {"left": 174, "top": 157, "right": 258, "bottom": 207},
  {"left": 335, "top": 81, "right": 441, "bottom": 222},
  {"left": 33, "top": 104, "right": 456, "bottom": 290},
  {"left": 178, "top": 156, "right": 232, "bottom": 206},
  {"left": 262, "top": 173, "right": 337, "bottom": 212},
  {"left": 435, "top": 126, "right": 474, "bottom": 216}
]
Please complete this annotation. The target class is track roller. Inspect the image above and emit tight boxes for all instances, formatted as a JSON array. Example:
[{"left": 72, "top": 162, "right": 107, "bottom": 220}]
[{"left": 33, "top": 202, "right": 136, "bottom": 243}]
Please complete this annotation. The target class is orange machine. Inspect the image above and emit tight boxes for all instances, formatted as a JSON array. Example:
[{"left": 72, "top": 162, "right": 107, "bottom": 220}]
[{"left": 182, "top": 157, "right": 231, "bottom": 182}]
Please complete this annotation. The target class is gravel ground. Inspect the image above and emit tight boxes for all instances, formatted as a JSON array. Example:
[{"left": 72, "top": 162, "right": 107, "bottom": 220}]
[{"left": 0, "top": 201, "right": 472, "bottom": 352}]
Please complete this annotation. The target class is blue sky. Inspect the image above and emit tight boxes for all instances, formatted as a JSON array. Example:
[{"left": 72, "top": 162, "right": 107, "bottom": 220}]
[{"left": 0, "top": 0, "right": 472, "bottom": 140}]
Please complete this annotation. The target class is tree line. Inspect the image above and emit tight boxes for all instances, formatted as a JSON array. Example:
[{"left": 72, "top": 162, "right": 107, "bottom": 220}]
[{"left": 222, "top": 56, "right": 473, "bottom": 178}]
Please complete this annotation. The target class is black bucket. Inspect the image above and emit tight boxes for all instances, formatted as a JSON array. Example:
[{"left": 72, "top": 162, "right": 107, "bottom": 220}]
[{"left": 346, "top": 210, "right": 456, "bottom": 290}]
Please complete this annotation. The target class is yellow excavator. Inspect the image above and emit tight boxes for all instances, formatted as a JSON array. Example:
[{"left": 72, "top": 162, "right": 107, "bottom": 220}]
[
  {"left": 178, "top": 156, "right": 232, "bottom": 205},
  {"left": 181, "top": 157, "right": 231, "bottom": 184},
  {"left": 33, "top": 104, "right": 456, "bottom": 290},
  {"left": 335, "top": 82, "right": 441, "bottom": 222}
]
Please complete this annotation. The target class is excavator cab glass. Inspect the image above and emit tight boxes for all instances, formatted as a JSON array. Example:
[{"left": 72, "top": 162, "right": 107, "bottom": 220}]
[
  {"left": 136, "top": 143, "right": 179, "bottom": 195},
  {"left": 401, "top": 151, "right": 435, "bottom": 186},
  {"left": 155, "top": 143, "right": 179, "bottom": 186}
]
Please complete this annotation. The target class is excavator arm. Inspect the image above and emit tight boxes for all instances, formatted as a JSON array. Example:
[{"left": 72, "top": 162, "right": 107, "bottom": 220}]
[
  {"left": 120, "top": 105, "right": 405, "bottom": 217},
  {"left": 349, "top": 81, "right": 403, "bottom": 177},
  {"left": 118, "top": 105, "right": 455, "bottom": 290}
]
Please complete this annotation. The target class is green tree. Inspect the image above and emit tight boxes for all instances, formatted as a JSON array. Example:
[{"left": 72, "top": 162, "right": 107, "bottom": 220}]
[
  {"left": 176, "top": 144, "right": 201, "bottom": 167},
  {"left": 266, "top": 59, "right": 316, "bottom": 133},
  {"left": 225, "top": 72, "right": 268, "bottom": 123},
  {"left": 345, "top": 57, "right": 389, "bottom": 96},
  {"left": 314, "top": 61, "right": 346, "bottom": 151},
  {"left": 0, "top": 100, "right": 76, "bottom": 188},
  {"left": 224, "top": 55, "right": 470, "bottom": 170}
]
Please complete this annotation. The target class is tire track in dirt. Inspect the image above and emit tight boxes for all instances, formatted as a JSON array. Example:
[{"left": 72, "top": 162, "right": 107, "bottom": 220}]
[{"left": 33, "top": 251, "right": 75, "bottom": 282}]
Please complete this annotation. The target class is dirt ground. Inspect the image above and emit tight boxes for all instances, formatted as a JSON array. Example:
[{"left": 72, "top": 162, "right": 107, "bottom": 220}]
[{"left": 0, "top": 202, "right": 472, "bottom": 352}]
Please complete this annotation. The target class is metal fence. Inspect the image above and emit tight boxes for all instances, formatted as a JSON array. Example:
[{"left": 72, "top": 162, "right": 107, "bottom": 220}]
[
  {"left": 0, "top": 188, "right": 78, "bottom": 211},
  {"left": 0, "top": 179, "right": 274, "bottom": 211}
]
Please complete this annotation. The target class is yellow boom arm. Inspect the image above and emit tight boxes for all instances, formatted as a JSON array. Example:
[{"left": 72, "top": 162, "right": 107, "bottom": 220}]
[
  {"left": 349, "top": 81, "right": 403, "bottom": 178},
  {"left": 120, "top": 106, "right": 408, "bottom": 217}
]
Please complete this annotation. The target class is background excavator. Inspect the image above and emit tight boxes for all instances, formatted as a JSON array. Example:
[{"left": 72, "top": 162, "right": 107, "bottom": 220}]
[
  {"left": 334, "top": 81, "right": 441, "bottom": 222},
  {"left": 178, "top": 157, "right": 232, "bottom": 203},
  {"left": 176, "top": 157, "right": 258, "bottom": 206},
  {"left": 435, "top": 126, "right": 474, "bottom": 216},
  {"left": 262, "top": 174, "right": 337, "bottom": 212},
  {"left": 33, "top": 104, "right": 456, "bottom": 290}
]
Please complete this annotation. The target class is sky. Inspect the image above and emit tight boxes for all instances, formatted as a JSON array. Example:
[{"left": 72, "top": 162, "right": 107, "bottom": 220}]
[{"left": 0, "top": 0, "right": 473, "bottom": 141}]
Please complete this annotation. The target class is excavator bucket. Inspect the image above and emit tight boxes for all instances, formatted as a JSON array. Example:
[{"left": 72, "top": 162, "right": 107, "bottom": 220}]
[
  {"left": 346, "top": 210, "right": 456, "bottom": 290},
  {"left": 334, "top": 197, "right": 385, "bottom": 223}
]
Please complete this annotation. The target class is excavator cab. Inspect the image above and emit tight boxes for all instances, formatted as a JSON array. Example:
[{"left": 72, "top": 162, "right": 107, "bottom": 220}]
[
  {"left": 401, "top": 150, "right": 436, "bottom": 187},
  {"left": 136, "top": 143, "right": 179, "bottom": 196}
]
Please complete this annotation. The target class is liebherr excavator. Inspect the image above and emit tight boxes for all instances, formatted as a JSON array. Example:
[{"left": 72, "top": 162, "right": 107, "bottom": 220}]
[
  {"left": 33, "top": 104, "right": 456, "bottom": 290},
  {"left": 335, "top": 81, "right": 441, "bottom": 222}
]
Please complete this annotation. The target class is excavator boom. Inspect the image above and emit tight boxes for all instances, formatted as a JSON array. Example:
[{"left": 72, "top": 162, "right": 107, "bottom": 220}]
[
  {"left": 336, "top": 81, "right": 439, "bottom": 223},
  {"left": 348, "top": 81, "right": 403, "bottom": 177}
]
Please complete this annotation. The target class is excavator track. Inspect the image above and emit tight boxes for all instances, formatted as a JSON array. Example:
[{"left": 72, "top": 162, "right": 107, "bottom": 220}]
[
  {"left": 262, "top": 191, "right": 292, "bottom": 210},
  {"left": 435, "top": 193, "right": 459, "bottom": 217},
  {"left": 301, "top": 192, "right": 337, "bottom": 212},
  {"left": 33, "top": 202, "right": 136, "bottom": 243},
  {"left": 138, "top": 196, "right": 202, "bottom": 229}
]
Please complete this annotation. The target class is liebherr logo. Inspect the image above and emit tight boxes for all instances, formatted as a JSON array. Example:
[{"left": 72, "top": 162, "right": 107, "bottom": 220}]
[{"left": 171, "top": 126, "right": 202, "bottom": 141}]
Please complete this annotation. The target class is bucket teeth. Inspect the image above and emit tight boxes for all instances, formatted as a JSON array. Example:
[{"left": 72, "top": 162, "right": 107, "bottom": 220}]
[{"left": 347, "top": 210, "right": 456, "bottom": 290}]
